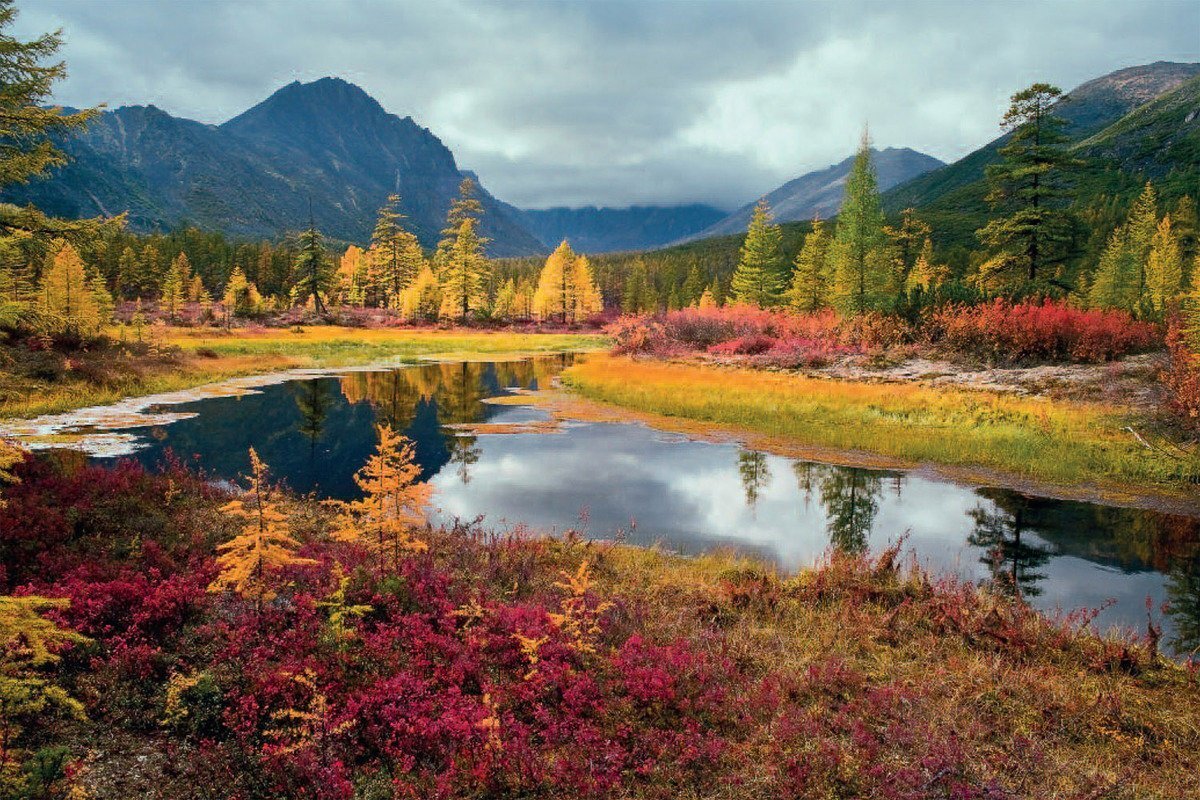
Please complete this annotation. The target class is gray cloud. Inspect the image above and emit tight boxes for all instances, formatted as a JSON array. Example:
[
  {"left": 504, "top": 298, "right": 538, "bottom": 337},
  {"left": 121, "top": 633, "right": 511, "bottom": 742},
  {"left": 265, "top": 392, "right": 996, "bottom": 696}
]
[{"left": 16, "top": 0, "right": 1200, "bottom": 209}]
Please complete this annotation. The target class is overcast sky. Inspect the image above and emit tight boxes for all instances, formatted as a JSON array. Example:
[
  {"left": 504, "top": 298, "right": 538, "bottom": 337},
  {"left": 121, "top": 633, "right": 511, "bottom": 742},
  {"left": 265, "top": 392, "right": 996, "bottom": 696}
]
[{"left": 16, "top": 0, "right": 1200, "bottom": 210}]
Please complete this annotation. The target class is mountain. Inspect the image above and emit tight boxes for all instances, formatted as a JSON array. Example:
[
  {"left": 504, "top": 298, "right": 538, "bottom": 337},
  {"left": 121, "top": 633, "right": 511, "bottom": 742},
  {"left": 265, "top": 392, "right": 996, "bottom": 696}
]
[
  {"left": 1073, "top": 73, "right": 1200, "bottom": 181},
  {"left": 3, "top": 77, "right": 547, "bottom": 256},
  {"left": 520, "top": 204, "right": 727, "bottom": 253},
  {"left": 681, "top": 148, "right": 943, "bottom": 242},
  {"left": 880, "top": 61, "right": 1200, "bottom": 247}
]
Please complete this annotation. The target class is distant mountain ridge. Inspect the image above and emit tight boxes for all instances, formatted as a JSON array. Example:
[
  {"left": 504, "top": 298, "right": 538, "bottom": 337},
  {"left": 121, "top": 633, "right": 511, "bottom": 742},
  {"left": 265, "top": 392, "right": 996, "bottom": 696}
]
[
  {"left": 520, "top": 204, "right": 727, "bottom": 253},
  {"left": 682, "top": 147, "right": 944, "bottom": 243},
  {"left": 3, "top": 77, "right": 547, "bottom": 256}
]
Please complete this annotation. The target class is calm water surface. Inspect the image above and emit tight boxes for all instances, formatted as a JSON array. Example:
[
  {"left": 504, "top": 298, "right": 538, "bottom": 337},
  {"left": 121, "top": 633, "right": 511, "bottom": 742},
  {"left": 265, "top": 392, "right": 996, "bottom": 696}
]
[{"left": 93, "top": 355, "right": 1200, "bottom": 656}]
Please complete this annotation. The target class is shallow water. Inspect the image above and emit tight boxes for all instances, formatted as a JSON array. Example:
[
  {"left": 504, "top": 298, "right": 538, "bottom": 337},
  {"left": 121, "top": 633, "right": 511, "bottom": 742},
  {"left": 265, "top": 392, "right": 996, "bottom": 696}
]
[{"left": 75, "top": 354, "right": 1199, "bottom": 656}]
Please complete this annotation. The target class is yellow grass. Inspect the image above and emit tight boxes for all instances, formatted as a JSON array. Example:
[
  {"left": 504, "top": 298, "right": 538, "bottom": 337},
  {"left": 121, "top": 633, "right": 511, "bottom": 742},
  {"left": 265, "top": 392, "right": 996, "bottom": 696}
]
[
  {"left": 560, "top": 353, "right": 1193, "bottom": 502},
  {"left": 0, "top": 328, "right": 606, "bottom": 420}
]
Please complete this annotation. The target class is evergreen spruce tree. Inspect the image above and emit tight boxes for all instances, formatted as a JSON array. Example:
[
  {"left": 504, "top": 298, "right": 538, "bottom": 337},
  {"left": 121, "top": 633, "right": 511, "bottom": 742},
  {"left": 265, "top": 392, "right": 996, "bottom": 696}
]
[
  {"left": 976, "top": 83, "right": 1077, "bottom": 289},
  {"left": 730, "top": 200, "right": 785, "bottom": 307},
  {"left": 788, "top": 216, "right": 831, "bottom": 312},
  {"left": 291, "top": 211, "right": 335, "bottom": 314},
  {"left": 682, "top": 263, "right": 707, "bottom": 306},
  {"left": 830, "top": 132, "right": 889, "bottom": 315}
]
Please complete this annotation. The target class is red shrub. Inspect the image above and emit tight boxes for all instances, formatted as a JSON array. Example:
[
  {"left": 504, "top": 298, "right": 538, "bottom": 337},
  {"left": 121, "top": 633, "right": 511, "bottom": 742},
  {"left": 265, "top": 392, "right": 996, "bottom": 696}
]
[
  {"left": 930, "top": 298, "right": 1159, "bottom": 364},
  {"left": 1163, "top": 320, "right": 1200, "bottom": 432}
]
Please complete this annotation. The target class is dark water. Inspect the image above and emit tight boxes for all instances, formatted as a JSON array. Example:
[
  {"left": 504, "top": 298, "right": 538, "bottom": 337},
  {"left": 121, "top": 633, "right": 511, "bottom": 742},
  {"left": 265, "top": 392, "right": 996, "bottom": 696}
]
[{"left": 97, "top": 355, "right": 1200, "bottom": 656}]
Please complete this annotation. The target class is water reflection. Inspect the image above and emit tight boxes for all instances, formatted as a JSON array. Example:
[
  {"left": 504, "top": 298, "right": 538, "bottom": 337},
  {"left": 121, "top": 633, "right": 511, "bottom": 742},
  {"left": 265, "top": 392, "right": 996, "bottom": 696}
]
[{"left": 91, "top": 355, "right": 1200, "bottom": 655}]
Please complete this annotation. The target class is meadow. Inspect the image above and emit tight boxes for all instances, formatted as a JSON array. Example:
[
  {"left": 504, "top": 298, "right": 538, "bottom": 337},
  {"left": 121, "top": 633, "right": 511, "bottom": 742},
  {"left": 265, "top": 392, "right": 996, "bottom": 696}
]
[{"left": 560, "top": 353, "right": 1197, "bottom": 506}]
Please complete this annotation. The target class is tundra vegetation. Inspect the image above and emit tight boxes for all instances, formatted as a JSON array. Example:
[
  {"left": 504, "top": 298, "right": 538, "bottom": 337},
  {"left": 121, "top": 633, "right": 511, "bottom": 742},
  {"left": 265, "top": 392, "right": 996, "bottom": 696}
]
[{"left": 0, "top": 3, "right": 1198, "bottom": 798}]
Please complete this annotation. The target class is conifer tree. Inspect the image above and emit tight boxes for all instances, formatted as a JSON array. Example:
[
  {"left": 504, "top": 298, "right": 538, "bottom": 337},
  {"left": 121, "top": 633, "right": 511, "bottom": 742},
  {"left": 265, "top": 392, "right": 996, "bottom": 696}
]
[
  {"left": 116, "top": 246, "right": 139, "bottom": 299},
  {"left": 369, "top": 195, "right": 422, "bottom": 307},
  {"left": 1172, "top": 195, "right": 1197, "bottom": 265},
  {"left": 0, "top": 594, "right": 88, "bottom": 784},
  {"left": 976, "top": 83, "right": 1076, "bottom": 288},
  {"left": 730, "top": 200, "right": 785, "bottom": 307},
  {"left": 1146, "top": 215, "right": 1183, "bottom": 318},
  {"left": 830, "top": 133, "right": 889, "bottom": 315},
  {"left": 438, "top": 215, "right": 489, "bottom": 322},
  {"left": 0, "top": 1, "right": 97, "bottom": 191},
  {"left": 159, "top": 252, "right": 191, "bottom": 319},
  {"left": 883, "top": 208, "right": 931, "bottom": 293},
  {"left": 682, "top": 263, "right": 707, "bottom": 306},
  {"left": 209, "top": 448, "right": 315, "bottom": 608},
  {"left": 697, "top": 287, "right": 717, "bottom": 309},
  {"left": 622, "top": 258, "right": 655, "bottom": 314},
  {"left": 1087, "top": 227, "right": 1136, "bottom": 311},
  {"left": 788, "top": 216, "right": 831, "bottom": 312},
  {"left": 532, "top": 242, "right": 602, "bottom": 323},
  {"left": 38, "top": 241, "right": 107, "bottom": 335},
  {"left": 291, "top": 213, "right": 335, "bottom": 314},
  {"left": 331, "top": 425, "right": 431, "bottom": 576},
  {"left": 904, "top": 238, "right": 948, "bottom": 292},
  {"left": 398, "top": 264, "right": 441, "bottom": 322},
  {"left": 1185, "top": 254, "right": 1200, "bottom": 352},
  {"left": 222, "top": 266, "right": 263, "bottom": 317},
  {"left": 491, "top": 278, "right": 518, "bottom": 320},
  {"left": 435, "top": 180, "right": 490, "bottom": 321},
  {"left": 533, "top": 240, "right": 575, "bottom": 322},
  {"left": 338, "top": 245, "right": 369, "bottom": 307}
]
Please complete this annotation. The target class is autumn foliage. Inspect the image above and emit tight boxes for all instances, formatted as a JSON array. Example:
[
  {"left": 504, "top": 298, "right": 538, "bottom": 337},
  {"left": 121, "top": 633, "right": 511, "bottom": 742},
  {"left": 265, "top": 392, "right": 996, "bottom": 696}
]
[
  {"left": 0, "top": 446, "right": 1196, "bottom": 798},
  {"left": 610, "top": 299, "right": 1159, "bottom": 366}
]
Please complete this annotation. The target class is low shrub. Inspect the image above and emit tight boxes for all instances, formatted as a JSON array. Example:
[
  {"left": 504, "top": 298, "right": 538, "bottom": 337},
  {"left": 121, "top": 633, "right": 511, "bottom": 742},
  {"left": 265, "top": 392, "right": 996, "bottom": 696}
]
[{"left": 929, "top": 298, "right": 1159, "bottom": 364}]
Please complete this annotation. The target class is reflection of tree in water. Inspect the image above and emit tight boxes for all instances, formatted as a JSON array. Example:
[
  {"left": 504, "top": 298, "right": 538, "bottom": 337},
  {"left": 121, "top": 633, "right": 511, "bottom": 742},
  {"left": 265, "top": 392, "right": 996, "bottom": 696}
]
[
  {"left": 449, "top": 434, "right": 481, "bottom": 484},
  {"left": 792, "top": 461, "right": 885, "bottom": 554},
  {"left": 738, "top": 450, "right": 771, "bottom": 510},
  {"left": 292, "top": 380, "right": 333, "bottom": 485},
  {"left": 819, "top": 468, "right": 882, "bottom": 555},
  {"left": 336, "top": 358, "right": 576, "bottom": 485},
  {"left": 1167, "top": 556, "right": 1200, "bottom": 656},
  {"left": 967, "top": 494, "right": 1053, "bottom": 599}
]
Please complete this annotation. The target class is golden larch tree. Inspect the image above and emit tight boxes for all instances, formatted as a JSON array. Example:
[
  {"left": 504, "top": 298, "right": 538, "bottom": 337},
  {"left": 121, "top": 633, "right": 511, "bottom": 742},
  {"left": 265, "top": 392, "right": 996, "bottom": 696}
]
[
  {"left": 331, "top": 424, "right": 431, "bottom": 576},
  {"left": 38, "top": 240, "right": 109, "bottom": 335},
  {"left": 209, "top": 448, "right": 316, "bottom": 607}
]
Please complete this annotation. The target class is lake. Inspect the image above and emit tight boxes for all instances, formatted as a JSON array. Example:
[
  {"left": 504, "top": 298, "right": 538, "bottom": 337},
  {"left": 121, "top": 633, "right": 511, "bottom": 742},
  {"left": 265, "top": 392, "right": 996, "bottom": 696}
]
[{"left": 79, "top": 354, "right": 1200, "bottom": 656}]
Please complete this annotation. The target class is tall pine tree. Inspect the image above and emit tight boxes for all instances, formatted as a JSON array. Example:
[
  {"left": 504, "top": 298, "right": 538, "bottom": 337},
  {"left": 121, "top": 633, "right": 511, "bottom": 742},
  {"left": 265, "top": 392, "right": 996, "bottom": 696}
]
[
  {"left": 830, "top": 132, "right": 889, "bottom": 315},
  {"left": 788, "top": 216, "right": 831, "bottom": 312},
  {"left": 976, "top": 83, "right": 1077, "bottom": 288},
  {"left": 730, "top": 200, "right": 785, "bottom": 307},
  {"left": 291, "top": 209, "right": 335, "bottom": 314}
]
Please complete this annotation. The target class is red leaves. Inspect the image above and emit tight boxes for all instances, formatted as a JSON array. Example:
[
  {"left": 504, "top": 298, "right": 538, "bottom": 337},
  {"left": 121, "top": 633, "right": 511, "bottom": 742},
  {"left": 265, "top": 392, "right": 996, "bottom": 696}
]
[{"left": 930, "top": 298, "right": 1159, "bottom": 364}]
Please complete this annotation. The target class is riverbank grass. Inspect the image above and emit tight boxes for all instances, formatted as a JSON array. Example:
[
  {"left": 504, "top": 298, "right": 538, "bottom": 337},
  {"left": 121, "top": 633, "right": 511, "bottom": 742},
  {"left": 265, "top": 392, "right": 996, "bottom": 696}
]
[
  {"left": 0, "top": 327, "right": 606, "bottom": 419},
  {"left": 561, "top": 353, "right": 1192, "bottom": 499}
]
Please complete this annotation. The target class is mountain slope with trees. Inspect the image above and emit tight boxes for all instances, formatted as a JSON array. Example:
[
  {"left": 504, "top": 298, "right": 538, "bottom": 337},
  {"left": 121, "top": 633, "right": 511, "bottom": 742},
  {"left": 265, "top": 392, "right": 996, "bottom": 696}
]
[{"left": 881, "top": 61, "right": 1200, "bottom": 252}]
